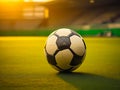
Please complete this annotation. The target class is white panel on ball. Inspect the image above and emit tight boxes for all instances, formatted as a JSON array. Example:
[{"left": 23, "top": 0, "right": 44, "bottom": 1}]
[
  {"left": 46, "top": 35, "right": 58, "bottom": 55},
  {"left": 70, "top": 35, "right": 85, "bottom": 56},
  {"left": 55, "top": 28, "right": 71, "bottom": 36},
  {"left": 55, "top": 49, "right": 73, "bottom": 69}
]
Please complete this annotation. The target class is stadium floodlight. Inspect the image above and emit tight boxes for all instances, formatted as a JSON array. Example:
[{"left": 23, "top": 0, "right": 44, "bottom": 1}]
[{"left": 90, "top": 0, "right": 95, "bottom": 4}]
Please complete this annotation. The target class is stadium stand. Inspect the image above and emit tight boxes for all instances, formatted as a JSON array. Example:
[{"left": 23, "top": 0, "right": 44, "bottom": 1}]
[
  {"left": 48, "top": 6, "right": 120, "bottom": 27},
  {"left": 0, "top": 0, "right": 120, "bottom": 37}
]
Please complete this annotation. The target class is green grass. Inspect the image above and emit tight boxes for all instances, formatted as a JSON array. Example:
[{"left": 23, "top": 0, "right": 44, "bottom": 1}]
[{"left": 0, "top": 37, "right": 120, "bottom": 90}]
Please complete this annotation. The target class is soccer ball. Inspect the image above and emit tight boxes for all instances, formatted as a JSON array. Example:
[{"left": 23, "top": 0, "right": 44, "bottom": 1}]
[{"left": 44, "top": 28, "right": 86, "bottom": 72}]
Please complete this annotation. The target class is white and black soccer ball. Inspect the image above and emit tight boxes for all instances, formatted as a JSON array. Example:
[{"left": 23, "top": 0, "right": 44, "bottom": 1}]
[{"left": 44, "top": 28, "right": 86, "bottom": 72}]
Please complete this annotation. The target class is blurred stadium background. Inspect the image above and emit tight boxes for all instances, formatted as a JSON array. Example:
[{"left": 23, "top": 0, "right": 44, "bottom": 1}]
[{"left": 0, "top": 0, "right": 120, "bottom": 36}]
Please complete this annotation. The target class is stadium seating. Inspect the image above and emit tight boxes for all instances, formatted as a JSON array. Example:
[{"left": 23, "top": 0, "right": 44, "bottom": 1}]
[
  {"left": 0, "top": 1, "right": 120, "bottom": 30},
  {"left": 66, "top": 7, "right": 120, "bottom": 26}
]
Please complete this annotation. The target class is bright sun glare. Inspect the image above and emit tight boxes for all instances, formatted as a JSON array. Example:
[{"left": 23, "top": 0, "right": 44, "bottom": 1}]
[
  {"left": 24, "top": 0, "right": 53, "bottom": 2},
  {"left": 0, "top": 0, "right": 53, "bottom": 3}
]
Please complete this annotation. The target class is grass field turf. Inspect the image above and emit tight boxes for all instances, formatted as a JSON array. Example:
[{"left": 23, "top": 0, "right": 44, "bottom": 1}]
[{"left": 0, "top": 37, "right": 120, "bottom": 90}]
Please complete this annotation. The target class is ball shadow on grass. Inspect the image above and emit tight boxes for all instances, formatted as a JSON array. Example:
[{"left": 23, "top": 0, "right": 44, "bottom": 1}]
[{"left": 57, "top": 72, "right": 120, "bottom": 90}]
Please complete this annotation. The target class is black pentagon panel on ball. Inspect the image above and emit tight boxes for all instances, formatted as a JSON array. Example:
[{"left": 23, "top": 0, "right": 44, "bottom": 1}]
[
  {"left": 56, "top": 36, "right": 71, "bottom": 50},
  {"left": 70, "top": 54, "right": 84, "bottom": 66},
  {"left": 69, "top": 48, "right": 84, "bottom": 66},
  {"left": 46, "top": 53, "right": 57, "bottom": 65}
]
